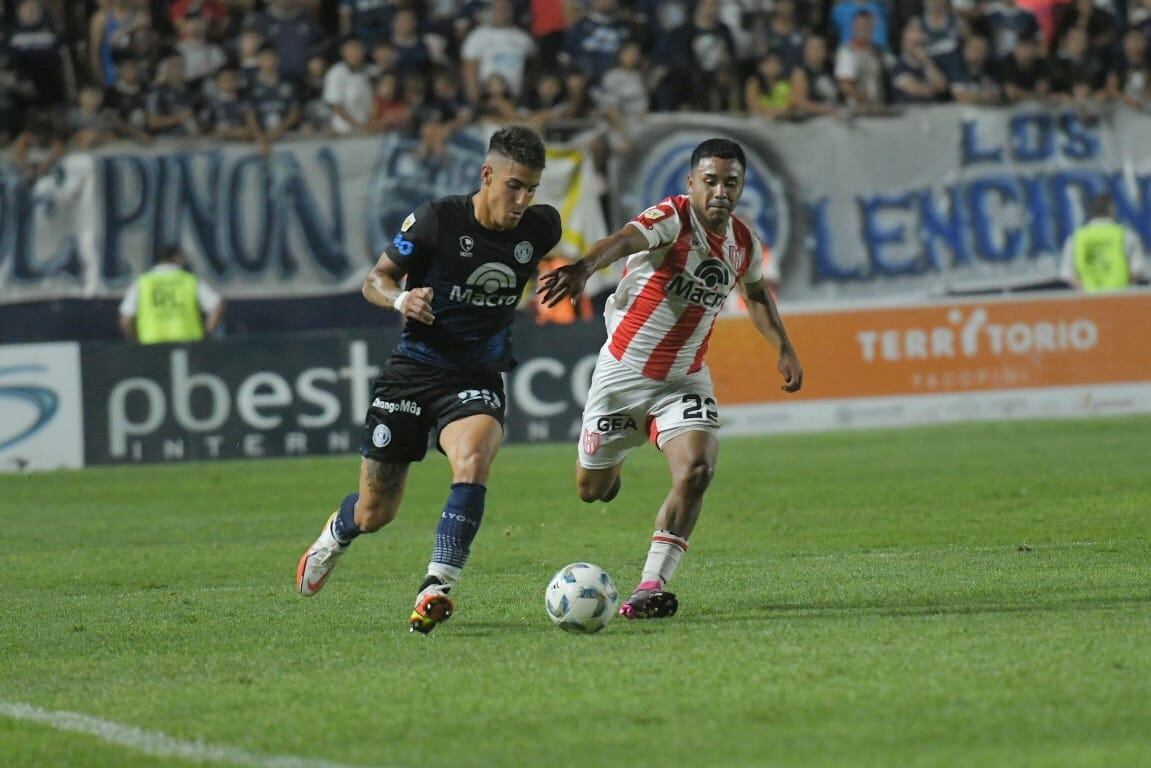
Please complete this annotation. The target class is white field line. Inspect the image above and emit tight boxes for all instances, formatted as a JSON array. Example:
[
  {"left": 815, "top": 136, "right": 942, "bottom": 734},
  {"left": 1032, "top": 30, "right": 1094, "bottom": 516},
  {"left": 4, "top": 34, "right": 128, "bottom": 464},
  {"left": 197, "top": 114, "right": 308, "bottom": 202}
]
[{"left": 0, "top": 701, "right": 382, "bottom": 768}]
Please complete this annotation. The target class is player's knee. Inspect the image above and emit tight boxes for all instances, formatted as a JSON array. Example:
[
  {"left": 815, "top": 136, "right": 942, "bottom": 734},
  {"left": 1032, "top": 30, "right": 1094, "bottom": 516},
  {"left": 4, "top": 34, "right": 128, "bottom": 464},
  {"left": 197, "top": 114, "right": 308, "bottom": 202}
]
[
  {"left": 451, "top": 448, "right": 493, "bottom": 484},
  {"left": 355, "top": 499, "right": 397, "bottom": 532},
  {"left": 676, "top": 460, "right": 715, "bottom": 498}
]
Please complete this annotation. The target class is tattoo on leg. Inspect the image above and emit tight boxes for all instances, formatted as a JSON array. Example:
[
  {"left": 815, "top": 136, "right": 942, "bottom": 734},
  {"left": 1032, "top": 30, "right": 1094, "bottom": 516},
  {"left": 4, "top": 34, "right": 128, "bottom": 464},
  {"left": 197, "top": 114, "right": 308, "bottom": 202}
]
[{"left": 364, "top": 461, "right": 408, "bottom": 497}]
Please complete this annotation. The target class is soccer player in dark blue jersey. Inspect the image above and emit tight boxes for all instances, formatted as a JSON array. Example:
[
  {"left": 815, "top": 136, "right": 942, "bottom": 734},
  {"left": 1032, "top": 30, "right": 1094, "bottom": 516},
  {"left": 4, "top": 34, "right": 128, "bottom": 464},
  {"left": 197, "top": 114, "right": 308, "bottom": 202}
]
[{"left": 296, "top": 126, "right": 563, "bottom": 633}]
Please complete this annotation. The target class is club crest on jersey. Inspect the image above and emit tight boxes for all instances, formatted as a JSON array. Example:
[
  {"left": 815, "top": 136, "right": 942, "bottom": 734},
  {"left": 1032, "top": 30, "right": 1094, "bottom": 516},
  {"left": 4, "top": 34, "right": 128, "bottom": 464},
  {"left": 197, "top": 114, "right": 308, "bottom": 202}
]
[
  {"left": 459, "top": 235, "right": 474, "bottom": 258},
  {"left": 581, "top": 428, "right": 601, "bottom": 455},
  {"left": 514, "top": 241, "right": 534, "bottom": 264},
  {"left": 400, "top": 213, "right": 416, "bottom": 232},
  {"left": 727, "top": 244, "right": 748, "bottom": 273}
]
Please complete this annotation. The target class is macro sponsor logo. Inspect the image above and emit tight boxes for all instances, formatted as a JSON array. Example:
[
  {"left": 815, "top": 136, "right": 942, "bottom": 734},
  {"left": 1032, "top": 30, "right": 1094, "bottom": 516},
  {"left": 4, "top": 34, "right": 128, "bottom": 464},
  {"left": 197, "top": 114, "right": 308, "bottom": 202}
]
[
  {"left": 448, "top": 263, "right": 519, "bottom": 307},
  {"left": 856, "top": 308, "right": 1099, "bottom": 362},
  {"left": 0, "top": 366, "right": 58, "bottom": 452},
  {"left": 666, "top": 259, "right": 731, "bottom": 309}
]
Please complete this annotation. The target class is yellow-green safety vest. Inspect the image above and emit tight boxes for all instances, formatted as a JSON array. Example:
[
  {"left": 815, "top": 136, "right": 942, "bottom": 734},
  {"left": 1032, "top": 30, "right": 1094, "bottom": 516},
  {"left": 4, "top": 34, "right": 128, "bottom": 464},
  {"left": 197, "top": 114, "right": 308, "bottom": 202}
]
[
  {"left": 135, "top": 269, "right": 205, "bottom": 344},
  {"left": 1073, "top": 221, "right": 1130, "bottom": 292}
]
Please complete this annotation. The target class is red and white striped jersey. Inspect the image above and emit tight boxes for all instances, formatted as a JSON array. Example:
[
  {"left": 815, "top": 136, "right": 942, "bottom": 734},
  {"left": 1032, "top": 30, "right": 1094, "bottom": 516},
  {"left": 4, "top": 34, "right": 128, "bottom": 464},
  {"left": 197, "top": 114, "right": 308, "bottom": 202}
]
[{"left": 606, "top": 194, "right": 764, "bottom": 381}]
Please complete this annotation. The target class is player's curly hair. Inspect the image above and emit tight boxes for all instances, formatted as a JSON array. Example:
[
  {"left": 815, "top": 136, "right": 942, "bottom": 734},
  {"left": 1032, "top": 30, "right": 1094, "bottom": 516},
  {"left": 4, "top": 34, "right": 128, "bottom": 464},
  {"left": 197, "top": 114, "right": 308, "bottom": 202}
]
[
  {"left": 488, "top": 125, "right": 547, "bottom": 170},
  {"left": 691, "top": 138, "right": 747, "bottom": 171}
]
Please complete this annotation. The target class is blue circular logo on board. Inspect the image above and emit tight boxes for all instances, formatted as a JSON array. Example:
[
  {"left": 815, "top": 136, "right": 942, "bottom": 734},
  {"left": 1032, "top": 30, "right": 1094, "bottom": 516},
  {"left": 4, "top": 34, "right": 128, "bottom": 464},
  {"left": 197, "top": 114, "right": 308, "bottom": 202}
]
[{"left": 0, "top": 366, "right": 59, "bottom": 452}]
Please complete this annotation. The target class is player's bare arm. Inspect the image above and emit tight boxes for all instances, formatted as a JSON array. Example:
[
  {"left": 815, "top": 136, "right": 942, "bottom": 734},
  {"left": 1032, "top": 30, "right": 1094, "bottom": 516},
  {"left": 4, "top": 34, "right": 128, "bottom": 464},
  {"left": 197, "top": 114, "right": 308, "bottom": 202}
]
[
  {"left": 744, "top": 279, "right": 803, "bottom": 393},
  {"left": 362, "top": 252, "right": 435, "bottom": 325},
  {"left": 537, "top": 225, "right": 650, "bottom": 307}
]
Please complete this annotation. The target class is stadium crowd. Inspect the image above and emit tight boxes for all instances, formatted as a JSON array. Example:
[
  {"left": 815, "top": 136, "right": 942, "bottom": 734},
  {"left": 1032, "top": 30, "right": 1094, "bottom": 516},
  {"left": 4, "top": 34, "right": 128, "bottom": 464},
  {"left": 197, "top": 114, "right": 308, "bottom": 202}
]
[{"left": 3, "top": 0, "right": 1151, "bottom": 176}]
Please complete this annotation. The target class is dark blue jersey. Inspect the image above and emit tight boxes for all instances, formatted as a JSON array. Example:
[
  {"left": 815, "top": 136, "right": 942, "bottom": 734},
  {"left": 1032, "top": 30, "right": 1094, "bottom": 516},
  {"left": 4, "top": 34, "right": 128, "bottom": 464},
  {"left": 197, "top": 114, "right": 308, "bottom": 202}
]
[{"left": 385, "top": 194, "right": 563, "bottom": 372}]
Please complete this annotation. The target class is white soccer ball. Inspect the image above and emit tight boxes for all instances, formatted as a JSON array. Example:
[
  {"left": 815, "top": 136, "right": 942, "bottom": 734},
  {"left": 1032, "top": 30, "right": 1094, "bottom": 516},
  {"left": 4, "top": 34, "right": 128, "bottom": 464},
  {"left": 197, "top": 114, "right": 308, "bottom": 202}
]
[{"left": 545, "top": 562, "right": 621, "bottom": 634}]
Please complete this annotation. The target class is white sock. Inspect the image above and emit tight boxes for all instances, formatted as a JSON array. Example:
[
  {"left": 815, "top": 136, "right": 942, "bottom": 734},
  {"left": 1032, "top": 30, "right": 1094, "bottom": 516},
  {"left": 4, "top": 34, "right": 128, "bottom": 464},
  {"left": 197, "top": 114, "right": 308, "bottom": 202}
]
[
  {"left": 640, "top": 530, "right": 688, "bottom": 587},
  {"left": 427, "top": 563, "right": 462, "bottom": 589}
]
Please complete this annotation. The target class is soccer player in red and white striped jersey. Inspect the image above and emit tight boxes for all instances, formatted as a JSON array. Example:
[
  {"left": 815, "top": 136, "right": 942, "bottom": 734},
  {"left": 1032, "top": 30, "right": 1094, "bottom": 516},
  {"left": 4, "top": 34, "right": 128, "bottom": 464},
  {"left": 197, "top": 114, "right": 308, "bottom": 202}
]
[{"left": 538, "top": 137, "right": 803, "bottom": 619}]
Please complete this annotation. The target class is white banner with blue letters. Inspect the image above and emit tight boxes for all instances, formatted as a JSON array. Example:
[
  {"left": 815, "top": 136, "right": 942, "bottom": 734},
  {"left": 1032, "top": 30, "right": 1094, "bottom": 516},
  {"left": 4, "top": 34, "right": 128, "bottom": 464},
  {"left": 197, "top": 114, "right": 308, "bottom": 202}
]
[{"left": 0, "top": 129, "right": 607, "bottom": 303}]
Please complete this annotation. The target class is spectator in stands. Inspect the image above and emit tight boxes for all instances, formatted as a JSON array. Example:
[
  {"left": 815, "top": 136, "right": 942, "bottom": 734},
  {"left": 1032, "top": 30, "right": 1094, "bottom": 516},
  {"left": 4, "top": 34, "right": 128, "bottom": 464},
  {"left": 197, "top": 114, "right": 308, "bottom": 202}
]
[
  {"left": 984, "top": 0, "right": 1042, "bottom": 58},
  {"left": 1054, "top": 0, "right": 1119, "bottom": 56},
  {"left": 790, "top": 35, "right": 843, "bottom": 118},
  {"left": 249, "top": 44, "right": 300, "bottom": 152},
  {"left": 830, "top": 0, "right": 890, "bottom": 50},
  {"left": 1059, "top": 193, "right": 1147, "bottom": 291},
  {"left": 476, "top": 73, "right": 522, "bottom": 124},
  {"left": 68, "top": 81, "right": 150, "bottom": 149},
  {"left": 177, "top": 11, "right": 227, "bottom": 83},
  {"left": 390, "top": 8, "right": 432, "bottom": 79},
  {"left": 106, "top": 54, "right": 149, "bottom": 131},
  {"left": 919, "top": 0, "right": 964, "bottom": 81},
  {"left": 169, "top": 0, "right": 230, "bottom": 41},
  {"left": 890, "top": 19, "right": 950, "bottom": 104},
  {"left": 338, "top": 0, "right": 397, "bottom": 48},
  {"left": 686, "top": 0, "right": 741, "bottom": 112},
  {"left": 368, "top": 41, "right": 399, "bottom": 81},
  {"left": 1049, "top": 26, "right": 1106, "bottom": 104},
  {"left": 745, "top": 49, "right": 794, "bottom": 121},
  {"left": 323, "top": 35, "right": 373, "bottom": 135},
  {"left": 760, "top": 0, "right": 805, "bottom": 73},
  {"left": 950, "top": 34, "right": 1004, "bottom": 104},
  {"left": 245, "top": 0, "right": 326, "bottom": 84},
  {"left": 646, "top": 0, "right": 695, "bottom": 111},
  {"left": 8, "top": 0, "right": 75, "bottom": 108},
  {"left": 369, "top": 70, "right": 410, "bottom": 132},
  {"left": 199, "top": 65, "right": 257, "bottom": 140},
  {"left": 235, "top": 26, "right": 263, "bottom": 89},
  {"left": 999, "top": 32, "right": 1050, "bottom": 102},
  {"left": 145, "top": 51, "right": 200, "bottom": 137},
  {"left": 119, "top": 244, "right": 226, "bottom": 344},
  {"left": 1, "top": 46, "right": 35, "bottom": 142},
  {"left": 835, "top": 9, "right": 889, "bottom": 110},
  {"left": 1132, "top": 0, "right": 1151, "bottom": 40},
  {"left": 460, "top": 0, "right": 537, "bottom": 106},
  {"left": 299, "top": 53, "right": 333, "bottom": 136},
  {"left": 596, "top": 40, "right": 650, "bottom": 148},
  {"left": 412, "top": 67, "right": 473, "bottom": 158},
  {"left": 520, "top": 70, "right": 567, "bottom": 131},
  {"left": 89, "top": 0, "right": 149, "bottom": 87},
  {"left": 9, "top": 110, "right": 66, "bottom": 182},
  {"left": 530, "top": 0, "right": 571, "bottom": 65},
  {"left": 561, "top": 0, "right": 630, "bottom": 84},
  {"left": 1107, "top": 28, "right": 1151, "bottom": 109}
]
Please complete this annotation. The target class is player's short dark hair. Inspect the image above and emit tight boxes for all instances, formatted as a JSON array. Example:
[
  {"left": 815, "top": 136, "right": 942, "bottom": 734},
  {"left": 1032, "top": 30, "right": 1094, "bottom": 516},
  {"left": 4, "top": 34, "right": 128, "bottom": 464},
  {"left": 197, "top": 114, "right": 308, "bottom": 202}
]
[
  {"left": 690, "top": 138, "right": 747, "bottom": 171},
  {"left": 488, "top": 125, "right": 547, "bottom": 170}
]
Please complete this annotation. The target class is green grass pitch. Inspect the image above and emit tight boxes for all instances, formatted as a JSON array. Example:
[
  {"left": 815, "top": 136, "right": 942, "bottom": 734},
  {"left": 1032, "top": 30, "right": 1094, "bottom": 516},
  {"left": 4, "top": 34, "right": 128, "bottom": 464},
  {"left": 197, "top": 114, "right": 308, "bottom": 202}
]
[{"left": 2, "top": 417, "right": 1149, "bottom": 768}]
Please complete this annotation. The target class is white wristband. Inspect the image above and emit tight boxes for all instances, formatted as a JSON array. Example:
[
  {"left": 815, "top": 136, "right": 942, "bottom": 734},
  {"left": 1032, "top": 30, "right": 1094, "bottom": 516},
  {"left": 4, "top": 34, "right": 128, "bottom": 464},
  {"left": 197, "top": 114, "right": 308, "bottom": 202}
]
[{"left": 393, "top": 290, "right": 410, "bottom": 314}]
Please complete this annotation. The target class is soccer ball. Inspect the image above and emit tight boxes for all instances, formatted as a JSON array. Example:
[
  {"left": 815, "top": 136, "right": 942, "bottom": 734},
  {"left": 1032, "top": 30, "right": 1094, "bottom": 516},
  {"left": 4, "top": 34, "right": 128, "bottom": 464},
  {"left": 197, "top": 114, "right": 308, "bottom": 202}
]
[{"left": 545, "top": 562, "right": 621, "bottom": 634}]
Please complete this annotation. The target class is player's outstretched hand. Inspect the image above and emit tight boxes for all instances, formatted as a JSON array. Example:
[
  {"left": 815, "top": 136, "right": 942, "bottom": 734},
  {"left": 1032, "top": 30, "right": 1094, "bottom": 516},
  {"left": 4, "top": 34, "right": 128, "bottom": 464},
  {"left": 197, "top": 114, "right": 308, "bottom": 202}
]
[
  {"left": 537, "top": 261, "right": 590, "bottom": 308},
  {"left": 401, "top": 287, "right": 435, "bottom": 325},
  {"left": 779, "top": 347, "right": 803, "bottom": 393}
]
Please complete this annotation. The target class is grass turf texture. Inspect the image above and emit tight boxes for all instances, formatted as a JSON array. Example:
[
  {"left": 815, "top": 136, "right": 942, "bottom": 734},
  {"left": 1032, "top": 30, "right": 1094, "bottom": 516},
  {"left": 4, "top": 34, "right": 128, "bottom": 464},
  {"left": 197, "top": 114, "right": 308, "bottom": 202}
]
[{"left": 2, "top": 417, "right": 1149, "bottom": 768}]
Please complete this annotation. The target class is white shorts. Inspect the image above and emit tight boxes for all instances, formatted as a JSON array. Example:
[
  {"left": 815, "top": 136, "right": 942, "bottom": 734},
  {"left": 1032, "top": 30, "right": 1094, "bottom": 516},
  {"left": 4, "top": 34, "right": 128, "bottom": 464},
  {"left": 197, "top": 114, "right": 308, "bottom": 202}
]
[{"left": 578, "top": 346, "right": 720, "bottom": 470}]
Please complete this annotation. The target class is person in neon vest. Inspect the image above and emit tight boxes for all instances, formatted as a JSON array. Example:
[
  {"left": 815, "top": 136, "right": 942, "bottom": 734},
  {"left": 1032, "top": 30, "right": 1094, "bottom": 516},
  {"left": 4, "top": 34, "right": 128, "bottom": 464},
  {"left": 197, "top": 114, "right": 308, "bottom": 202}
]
[
  {"left": 1059, "top": 194, "right": 1147, "bottom": 292},
  {"left": 118, "top": 245, "right": 225, "bottom": 344}
]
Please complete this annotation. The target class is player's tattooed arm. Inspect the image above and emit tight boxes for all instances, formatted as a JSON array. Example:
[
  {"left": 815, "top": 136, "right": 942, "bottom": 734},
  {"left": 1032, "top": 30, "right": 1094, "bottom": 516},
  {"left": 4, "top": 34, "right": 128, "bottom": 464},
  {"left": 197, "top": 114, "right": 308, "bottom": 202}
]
[
  {"left": 744, "top": 280, "right": 803, "bottom": 393},
  {"left": 362, "top": 252, "right": 435, "bottom": 325},
  {"left": 537, "top": 225, "right": 650, "bottom": 307}
]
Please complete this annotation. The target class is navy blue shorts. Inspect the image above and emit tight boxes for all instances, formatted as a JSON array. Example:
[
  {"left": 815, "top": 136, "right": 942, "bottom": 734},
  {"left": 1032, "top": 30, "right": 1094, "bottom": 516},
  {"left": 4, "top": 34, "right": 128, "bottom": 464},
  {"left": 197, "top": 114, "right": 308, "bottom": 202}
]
[{"left": 359, "top": 356, "right": 506, "bottom": 463}]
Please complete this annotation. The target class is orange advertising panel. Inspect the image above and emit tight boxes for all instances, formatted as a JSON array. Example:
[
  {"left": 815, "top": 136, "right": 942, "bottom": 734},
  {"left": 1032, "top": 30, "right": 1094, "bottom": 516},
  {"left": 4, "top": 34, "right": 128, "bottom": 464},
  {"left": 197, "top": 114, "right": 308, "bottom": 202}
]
[{"left": 708, "top": 291, "right": 1151, "bottom": 405}]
